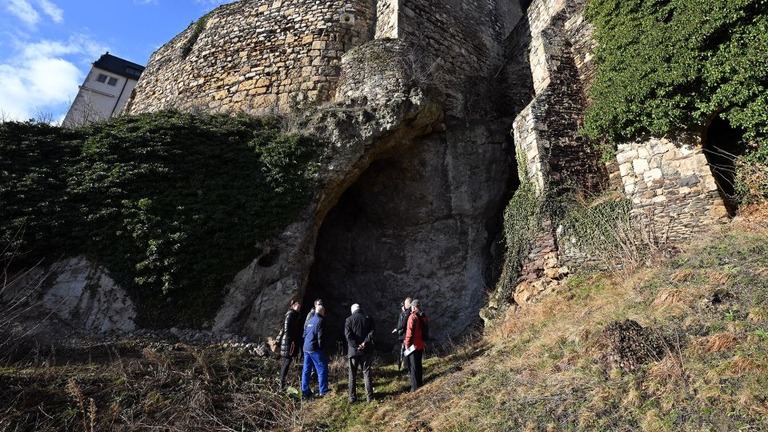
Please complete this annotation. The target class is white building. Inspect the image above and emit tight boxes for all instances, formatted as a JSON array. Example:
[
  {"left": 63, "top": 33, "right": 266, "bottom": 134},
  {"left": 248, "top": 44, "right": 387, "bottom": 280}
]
[{"left": 62, "top": 52, "right": 144, "bottom": 127}]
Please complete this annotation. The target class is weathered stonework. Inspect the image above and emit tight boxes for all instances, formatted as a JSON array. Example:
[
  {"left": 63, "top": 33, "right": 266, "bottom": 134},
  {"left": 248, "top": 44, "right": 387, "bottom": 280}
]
[
  {"left": 616, "top": 137, "right": 728, "bottom": 241},
  {"left": 126, "top": 0, "right": 376, "bottom": 115},
  {"left": 509, "top": 0, "right": 727, "bottom": 306},
  {"left": 104, "top": 0, "right": 735, "bottom": 338}
]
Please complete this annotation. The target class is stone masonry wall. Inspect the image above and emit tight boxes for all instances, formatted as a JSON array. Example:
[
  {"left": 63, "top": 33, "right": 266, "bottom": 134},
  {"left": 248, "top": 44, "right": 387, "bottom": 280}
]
[
  {"left": 126, "top": 0, "right": 375, "bottom": 115},
  {"left": 336, "top": 39, "right": 410, "bottom": 103},
  {"left": 512, "top": 0, "right": 605, "bottom": 302},
  {"left": 616, "top": 138, "right": 728, "bottom": 242},
  {"left": 396, "top": 0, "right": 503, "bottom": 116},
  {"left": 511, "top": 0, "right": 727, "bottom": 307},
  {"left": 513, "top": 0, "right": 603, "bottom": 195}
]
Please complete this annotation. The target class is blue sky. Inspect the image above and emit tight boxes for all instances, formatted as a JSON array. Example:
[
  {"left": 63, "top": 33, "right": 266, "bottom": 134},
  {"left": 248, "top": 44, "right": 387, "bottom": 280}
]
[{"left": 0, "top": 0, "right": 236, "bottom": 123}]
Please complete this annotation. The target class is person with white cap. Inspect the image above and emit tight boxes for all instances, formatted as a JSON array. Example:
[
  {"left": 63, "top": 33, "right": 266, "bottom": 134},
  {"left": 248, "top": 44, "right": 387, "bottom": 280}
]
[{"left": 344, "top": 303, "right": 376, "bottom": 402}]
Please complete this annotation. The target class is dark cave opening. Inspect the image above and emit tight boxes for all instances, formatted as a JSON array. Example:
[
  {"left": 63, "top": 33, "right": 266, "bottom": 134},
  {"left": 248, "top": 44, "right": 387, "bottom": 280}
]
[
  {"left": 703, "top": 116, "right": 746, "bottom": 217},
  {"left": 303, "top": 127, "right": 517, "bottom": 355}
]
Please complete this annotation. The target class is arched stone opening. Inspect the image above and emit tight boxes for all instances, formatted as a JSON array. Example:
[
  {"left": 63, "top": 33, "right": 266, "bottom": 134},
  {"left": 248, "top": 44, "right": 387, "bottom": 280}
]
[
  {"left": 304, "top": 125, "right": 515, "bottom": 353},
  {"left": 703, "top": 116, "right": 746, "bottom": 217}
]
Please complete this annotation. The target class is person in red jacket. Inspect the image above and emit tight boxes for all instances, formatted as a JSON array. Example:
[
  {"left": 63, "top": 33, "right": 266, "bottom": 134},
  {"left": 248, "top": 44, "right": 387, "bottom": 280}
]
[{"left": 404, "top": 299, "right": 428, "bottom": 391}]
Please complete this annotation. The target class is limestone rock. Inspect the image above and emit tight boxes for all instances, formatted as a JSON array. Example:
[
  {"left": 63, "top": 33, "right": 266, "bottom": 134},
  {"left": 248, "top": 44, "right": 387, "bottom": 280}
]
[{"left": 37, "top": 257, "right": 137, "bottom": 334}]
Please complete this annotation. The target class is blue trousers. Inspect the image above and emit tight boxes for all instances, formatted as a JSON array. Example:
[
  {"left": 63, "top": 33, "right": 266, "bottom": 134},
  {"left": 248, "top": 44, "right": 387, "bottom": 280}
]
[{"left": 301, "top": 351, "right": 329, "bottom": 397}]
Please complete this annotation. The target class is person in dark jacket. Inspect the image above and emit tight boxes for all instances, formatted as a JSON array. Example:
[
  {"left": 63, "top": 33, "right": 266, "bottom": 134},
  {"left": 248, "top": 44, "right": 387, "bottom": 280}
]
[
  {"left": 301, "top": 304, "right": 329, "bottom": 399},
  {"left": 304, "top": 298, "right": 323, "bottom": 330},
  {"left": 344, "top": 303, "right": 375, "bottom": 402},
  {"left": 278, "top": 300, "right": 302, "bottom": 390},
  {"left": 393, "top": 297, "right": 412, "bottom": 371},
  {"left": 303, "top": 298, "right": 323, "bottom": 379},
  {"left": 404, "top": 299, "right": 428, "bottom": 392}
]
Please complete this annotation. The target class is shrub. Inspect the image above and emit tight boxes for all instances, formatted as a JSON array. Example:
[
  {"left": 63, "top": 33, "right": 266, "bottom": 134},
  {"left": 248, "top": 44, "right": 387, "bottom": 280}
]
[{"left": 0, "top": 111, "right": 327, "bottom": 326}]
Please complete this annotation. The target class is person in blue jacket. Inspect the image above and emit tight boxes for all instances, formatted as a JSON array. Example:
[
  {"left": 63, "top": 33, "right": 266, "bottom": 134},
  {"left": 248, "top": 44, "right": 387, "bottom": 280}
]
[{"left": 301, "top": 304, "right": 329, "bottom": 399}]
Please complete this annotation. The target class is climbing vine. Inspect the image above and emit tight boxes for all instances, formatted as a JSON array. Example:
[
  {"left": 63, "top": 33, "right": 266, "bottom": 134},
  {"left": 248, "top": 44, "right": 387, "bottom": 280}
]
[{"left": 583, "top": 0, "right": 768, "bottom": 152}]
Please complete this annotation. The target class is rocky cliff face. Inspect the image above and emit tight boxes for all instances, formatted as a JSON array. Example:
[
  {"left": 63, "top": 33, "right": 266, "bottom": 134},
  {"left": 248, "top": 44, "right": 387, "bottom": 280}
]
[
  {"left": 130, "top": 0, "right": 521, "bottom": 346},
  {"left": 34, "top": 0, "right": 729, "bottom": 343}
]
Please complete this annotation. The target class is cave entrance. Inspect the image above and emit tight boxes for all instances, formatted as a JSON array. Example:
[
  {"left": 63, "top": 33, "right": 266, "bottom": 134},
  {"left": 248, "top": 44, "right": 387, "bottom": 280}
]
[
  {"left": 703, "top": 116, "right": 746, "bottom": 217},
  {"left": 304, "top": 129, "right": 515, "bottom": 354}
]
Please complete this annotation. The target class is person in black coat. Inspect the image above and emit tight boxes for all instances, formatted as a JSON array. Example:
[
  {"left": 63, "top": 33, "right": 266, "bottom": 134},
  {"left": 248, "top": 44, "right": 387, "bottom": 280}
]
[
  {"left": 278, "top": 300, "right": 302, "bottom": 390},
  {"left": 344, "top": 303, "right": 375, "bottom": 402},
  {"left": 393, "top": 297, "right": 412, "bottom": 371}
]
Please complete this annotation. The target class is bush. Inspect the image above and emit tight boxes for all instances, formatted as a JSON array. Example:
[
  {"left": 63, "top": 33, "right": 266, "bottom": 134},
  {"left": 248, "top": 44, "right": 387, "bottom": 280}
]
[
  {"left": 583, "top": 0, "right": 768, "bottom": 150},
  {"left": 0, "top": 111, "right": 327, "bottom": 326}
]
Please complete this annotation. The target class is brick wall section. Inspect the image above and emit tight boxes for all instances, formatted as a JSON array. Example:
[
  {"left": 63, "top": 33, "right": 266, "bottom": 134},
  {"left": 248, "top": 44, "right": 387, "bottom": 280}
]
[{"left": 126, "top": 0, "right": 375, "bottom": 115}]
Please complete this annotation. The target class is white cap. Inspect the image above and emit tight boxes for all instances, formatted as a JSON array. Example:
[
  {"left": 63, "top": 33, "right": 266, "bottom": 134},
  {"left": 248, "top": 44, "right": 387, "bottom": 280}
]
[{"left": 351, "top": 303, "right": 361, "bottom": 313}]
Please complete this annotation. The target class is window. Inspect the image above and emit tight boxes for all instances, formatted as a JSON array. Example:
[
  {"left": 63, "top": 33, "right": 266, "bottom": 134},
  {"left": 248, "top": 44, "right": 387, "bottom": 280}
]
[
  {"left": 96, "top": 74, "right": 118, "bottom": 86},
  {"left": 125, "top": 67, "right": 142, "bottom": 77}
]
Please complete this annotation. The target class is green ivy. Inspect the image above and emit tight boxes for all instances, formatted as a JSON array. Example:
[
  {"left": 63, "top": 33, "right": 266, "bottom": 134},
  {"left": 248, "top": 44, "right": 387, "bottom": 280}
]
[
  {"left": 1, "top": 111, "right": 327, "bottom": 327},
  {"left": 583, "top": 0, "right": 768, "bottom": 149},
  {"left": 180, "top": 15, "right": 208, "bottom": 59}
]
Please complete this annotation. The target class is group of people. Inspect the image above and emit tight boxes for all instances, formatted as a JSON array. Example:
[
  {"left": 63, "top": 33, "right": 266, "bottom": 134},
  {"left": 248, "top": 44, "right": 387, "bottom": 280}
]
[{"left": 276, "top": 296, "right": 430, "bottom": 402}]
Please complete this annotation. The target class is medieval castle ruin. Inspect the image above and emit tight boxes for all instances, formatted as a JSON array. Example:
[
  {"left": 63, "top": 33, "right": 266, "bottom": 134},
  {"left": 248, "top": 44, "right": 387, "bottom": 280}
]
[{"left": 58, "top": 0, "right": 728, "bottom": 343}]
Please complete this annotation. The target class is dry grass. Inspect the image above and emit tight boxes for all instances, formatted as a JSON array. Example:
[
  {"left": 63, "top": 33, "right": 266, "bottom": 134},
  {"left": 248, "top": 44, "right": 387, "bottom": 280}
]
[
  {"left": 290, "top": 221, "right": 768, "bottom": 431},
  {"left": 697, "top": 332, "right": 739, "bottom": 353},
  {"left": 3, "top": 221, "right": 768, "bottom": 431}
]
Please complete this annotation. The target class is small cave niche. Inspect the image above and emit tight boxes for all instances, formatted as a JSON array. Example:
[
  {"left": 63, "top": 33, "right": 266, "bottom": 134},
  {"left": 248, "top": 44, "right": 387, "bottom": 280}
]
[
  {"left": 257, "top": 248, "right": 279, "bottom": 267},
  {"left": 703, "top": 116, "right": 746, "bottom": 217}
]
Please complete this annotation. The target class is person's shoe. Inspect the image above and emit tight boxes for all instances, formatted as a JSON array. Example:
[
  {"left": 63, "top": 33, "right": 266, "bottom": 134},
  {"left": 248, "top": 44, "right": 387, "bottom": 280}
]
[
  {"left": 367, "top": 397, "right": 374, "bottom": 403},
  {"left": 302, "top": 393, "right": 313, "bottom": 400},
  {"left": 349, "top": 397, "right": 357, "bottom": 403}
]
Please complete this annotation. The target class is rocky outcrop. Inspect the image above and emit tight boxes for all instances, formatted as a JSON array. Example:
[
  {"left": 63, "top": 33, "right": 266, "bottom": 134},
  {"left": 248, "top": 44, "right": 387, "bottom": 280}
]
[
  {"left": 4, "top": 257, "right": 136, "bottom": 335},
  {"left": 41, "top": 0, "right": 733, "bottom": 342}
]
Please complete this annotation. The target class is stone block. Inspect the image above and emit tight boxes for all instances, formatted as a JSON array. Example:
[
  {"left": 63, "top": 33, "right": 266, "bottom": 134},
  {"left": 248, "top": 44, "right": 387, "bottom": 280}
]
[{"left": 632, "top": 158, "right": 649, "bottom": 174}]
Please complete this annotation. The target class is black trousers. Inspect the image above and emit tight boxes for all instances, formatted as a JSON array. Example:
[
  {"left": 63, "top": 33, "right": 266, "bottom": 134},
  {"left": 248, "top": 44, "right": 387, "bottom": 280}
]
[
  {"left": 348, "top": 355, "right": 374, "bottom": 401},
  {"left": 280, "top": 356, "right": 295, "bottom": 389},
  {"left": 408, "top": 350, "right": 423, "bottom": 391}
]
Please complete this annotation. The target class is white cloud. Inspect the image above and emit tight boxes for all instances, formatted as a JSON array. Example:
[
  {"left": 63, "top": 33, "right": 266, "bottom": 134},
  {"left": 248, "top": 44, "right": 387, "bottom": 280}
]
[
  {"left": 5, "top": 0, "right": 40, "bottom": 27},
  {"left": 0, "top": 35, "right": 107, "bottom": 122},
  {"left": 37, "top": 0, "right": 63, "bottom": 23}
]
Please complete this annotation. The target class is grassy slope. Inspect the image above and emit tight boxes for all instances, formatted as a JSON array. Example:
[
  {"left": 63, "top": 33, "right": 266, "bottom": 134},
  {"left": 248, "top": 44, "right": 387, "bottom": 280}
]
[
  {"left": 303, "top": 218, "right": 768, "bottom": 431},
  {"left": 2, "top": 219, "right": 768, "bottom": 431}
]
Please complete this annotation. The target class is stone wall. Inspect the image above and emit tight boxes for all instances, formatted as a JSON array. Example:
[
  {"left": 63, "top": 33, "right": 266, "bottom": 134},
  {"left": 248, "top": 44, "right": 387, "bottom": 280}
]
[
  {"left": 126, "top": 0, "right": 375, "bottom": 115},
  {"left": 335, "top": 39, "right": 410, "bottom": 104},
  {"left": 513, "top": 0, "right": 603, "bottom": 194},
  {"left": 395, "top": 0, "right": 503, "bottom": 116},
  {"left": 510, "top": 0, "right": 728, "bottom": 306},
  {"left": 616, "top": 138, "right": 728, "bottom": 242}
]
